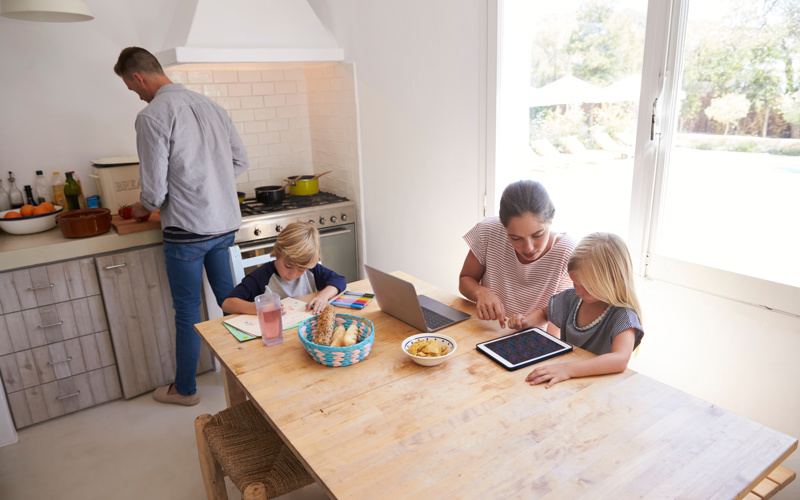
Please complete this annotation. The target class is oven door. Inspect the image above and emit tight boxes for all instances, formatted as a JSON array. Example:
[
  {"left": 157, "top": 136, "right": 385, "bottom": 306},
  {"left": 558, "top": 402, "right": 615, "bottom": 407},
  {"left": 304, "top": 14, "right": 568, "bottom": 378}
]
[{"left": 235, "top": 223, "right": 357, "bottom": 284}]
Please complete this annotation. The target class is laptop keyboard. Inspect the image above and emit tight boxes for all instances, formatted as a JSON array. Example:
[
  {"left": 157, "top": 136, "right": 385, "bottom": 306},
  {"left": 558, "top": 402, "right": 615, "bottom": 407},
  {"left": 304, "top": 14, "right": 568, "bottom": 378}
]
[{"left": 422, "top": 307, "right": 452, "bottom": 329}]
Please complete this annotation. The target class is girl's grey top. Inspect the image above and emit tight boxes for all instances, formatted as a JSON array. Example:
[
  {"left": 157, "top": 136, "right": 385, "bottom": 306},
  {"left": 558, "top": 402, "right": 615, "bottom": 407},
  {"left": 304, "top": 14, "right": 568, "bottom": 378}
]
[{"left": 548, "top": 288, "right": 644, "bottom": 356}]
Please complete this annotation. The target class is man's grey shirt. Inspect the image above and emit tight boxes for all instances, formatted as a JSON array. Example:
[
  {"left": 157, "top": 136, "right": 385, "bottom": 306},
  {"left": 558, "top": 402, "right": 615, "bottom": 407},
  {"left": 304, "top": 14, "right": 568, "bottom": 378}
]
[{"left": 135, "top": 83, "right": 249, "bottom": 235}]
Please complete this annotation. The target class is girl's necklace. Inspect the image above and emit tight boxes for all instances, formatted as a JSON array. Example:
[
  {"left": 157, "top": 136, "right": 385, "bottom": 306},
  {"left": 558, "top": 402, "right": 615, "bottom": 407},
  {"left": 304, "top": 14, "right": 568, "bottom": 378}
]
[{"left": 573, "top": 298, "right": 612, "bottom": 330}]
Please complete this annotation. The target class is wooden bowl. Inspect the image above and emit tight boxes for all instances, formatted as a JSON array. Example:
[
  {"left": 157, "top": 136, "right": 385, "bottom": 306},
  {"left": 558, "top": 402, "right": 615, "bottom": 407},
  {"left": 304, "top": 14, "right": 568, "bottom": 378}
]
[{"left": 55, "top": 208, "right": 112, "bottom": 238}]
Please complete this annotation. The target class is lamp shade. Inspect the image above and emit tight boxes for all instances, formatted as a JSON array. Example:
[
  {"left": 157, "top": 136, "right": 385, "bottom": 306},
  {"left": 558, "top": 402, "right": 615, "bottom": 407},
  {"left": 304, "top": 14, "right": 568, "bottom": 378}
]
[{"left": 1, "top": 0, "right": 94, "bottom": 22}]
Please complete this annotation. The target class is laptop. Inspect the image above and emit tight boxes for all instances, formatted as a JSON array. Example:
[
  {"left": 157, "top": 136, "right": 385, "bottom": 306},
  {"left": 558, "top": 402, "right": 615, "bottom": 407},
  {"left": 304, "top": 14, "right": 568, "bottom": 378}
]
[{"left": 364, "top": 265, "right": 471, "bottom": 332}]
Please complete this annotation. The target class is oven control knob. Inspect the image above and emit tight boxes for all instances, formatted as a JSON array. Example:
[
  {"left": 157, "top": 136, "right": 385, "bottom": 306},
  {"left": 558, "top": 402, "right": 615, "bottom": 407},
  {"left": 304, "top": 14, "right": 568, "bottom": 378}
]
[
  {"left": 318, "top": 217, "right": 326, "bottom": 225},
  {"left": 330, "top": 216, "right": 337, "bottom": 223},
  {"left": 276, "top": 225, "right": 283, "bottom": 232},
  {"left": 254, "top": 228, "right": 261, "bottom": 237},
  {"left": 341, "top": 214, "right": 348, "bottom": 221},
  {"left": 308, "top": 219, "right": 315, "bottom": 225}
]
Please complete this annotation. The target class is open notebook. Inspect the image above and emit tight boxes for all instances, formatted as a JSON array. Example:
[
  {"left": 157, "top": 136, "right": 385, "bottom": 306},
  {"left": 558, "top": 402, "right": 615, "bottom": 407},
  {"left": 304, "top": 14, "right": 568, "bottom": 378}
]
[{"left": 223, "top": 297, "right": 313, "bottom": 341}]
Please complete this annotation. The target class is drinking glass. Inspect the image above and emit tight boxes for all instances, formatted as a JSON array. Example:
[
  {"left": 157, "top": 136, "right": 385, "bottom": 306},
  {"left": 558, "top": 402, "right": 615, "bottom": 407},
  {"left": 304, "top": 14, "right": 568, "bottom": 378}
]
[{"left": 255, "top": 292, "right": 283, "bottom": 346}]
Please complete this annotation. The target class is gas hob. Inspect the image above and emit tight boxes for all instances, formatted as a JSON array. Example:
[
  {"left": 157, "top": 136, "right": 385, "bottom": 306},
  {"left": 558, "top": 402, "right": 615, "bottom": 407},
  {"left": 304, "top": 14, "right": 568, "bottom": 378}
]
[{"left": 235, "top": 191, "right": 355, "bottom": 245}]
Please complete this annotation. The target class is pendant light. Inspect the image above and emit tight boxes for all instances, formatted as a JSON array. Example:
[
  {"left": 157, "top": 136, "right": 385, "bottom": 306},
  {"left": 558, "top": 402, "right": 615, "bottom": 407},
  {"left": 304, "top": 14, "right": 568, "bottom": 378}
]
[{"left": 1, "top": 0, "right": 94, "bottom": 22}]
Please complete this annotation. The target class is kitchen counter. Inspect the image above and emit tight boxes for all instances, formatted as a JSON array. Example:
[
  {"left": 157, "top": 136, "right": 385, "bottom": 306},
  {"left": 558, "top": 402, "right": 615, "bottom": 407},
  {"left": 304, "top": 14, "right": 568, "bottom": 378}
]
[{"left": 0, "top": 226, "right": 162, "bottom": 272}]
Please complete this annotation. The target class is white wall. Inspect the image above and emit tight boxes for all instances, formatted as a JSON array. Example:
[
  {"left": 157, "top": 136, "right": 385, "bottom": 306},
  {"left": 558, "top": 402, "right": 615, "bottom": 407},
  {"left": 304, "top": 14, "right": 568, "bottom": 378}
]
[
  {"left": 308, "top": 0, "right": 484, "bottom": 293},
  {"left": 0, "top": 1, "right": 177, "bottom": 196}
]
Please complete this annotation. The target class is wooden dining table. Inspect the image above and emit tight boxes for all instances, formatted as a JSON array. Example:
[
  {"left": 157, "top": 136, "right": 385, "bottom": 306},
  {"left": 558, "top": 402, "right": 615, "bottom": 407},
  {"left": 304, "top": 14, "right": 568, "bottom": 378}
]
[{"left": 194, "top": 272, "right": 797, "bottom": 499}]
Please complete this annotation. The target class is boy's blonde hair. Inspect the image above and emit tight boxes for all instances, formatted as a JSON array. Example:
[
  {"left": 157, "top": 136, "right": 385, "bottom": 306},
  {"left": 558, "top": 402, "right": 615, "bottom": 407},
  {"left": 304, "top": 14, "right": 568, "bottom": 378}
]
[
  {"left": 271, "top": 222, "right": 321, "bottom": 269},
  {"left": 567, "top": 232, "right": 642, "bottom": 323}
]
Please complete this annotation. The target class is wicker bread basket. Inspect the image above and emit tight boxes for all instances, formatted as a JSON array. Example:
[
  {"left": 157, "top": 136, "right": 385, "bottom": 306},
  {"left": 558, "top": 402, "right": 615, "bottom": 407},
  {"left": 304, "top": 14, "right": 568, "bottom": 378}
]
[{"left": 297, "top": 313, "right": 375, "bottom": 367}]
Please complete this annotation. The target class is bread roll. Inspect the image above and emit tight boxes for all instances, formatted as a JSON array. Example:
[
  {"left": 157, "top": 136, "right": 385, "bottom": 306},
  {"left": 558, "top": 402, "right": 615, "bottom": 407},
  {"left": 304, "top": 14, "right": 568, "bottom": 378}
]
[
  {"left": 315, "top": 304, "right": 336, "bottom": 346},
  {"left": 329, "top": 325, "right": 347, "bottom": 347},
  {"left": 342, "top": 323, "right": 359, "bottom": 346}
]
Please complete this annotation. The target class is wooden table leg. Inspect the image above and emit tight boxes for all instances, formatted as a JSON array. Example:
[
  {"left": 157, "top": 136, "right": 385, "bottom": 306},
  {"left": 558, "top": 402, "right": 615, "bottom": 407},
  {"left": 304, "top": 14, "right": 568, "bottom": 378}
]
[{"left": 221, "top": 365, "right": 247, "bottom": 408}]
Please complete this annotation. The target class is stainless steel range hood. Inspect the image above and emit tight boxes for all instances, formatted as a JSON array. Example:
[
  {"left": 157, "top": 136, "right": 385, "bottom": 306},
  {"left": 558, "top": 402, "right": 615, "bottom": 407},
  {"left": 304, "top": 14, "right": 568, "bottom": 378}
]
[{"left": 155, "top": 0, "right": 343, "bottom": 70}]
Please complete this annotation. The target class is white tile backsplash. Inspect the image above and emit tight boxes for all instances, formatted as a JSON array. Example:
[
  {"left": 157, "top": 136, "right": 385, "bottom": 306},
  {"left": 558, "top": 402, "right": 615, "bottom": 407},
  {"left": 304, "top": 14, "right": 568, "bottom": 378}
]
[
  {"left": 230, "top": 109, "right": 255, "bottom": 123},
  {"left": 238, "top": 71, "right": 262, "bottom": 83},
  {"left": 203, "top": 84, "right": 228, "bottom": 97},
  {"left": 167, "top": 64, "right": 359, "bottom": 200},
  {"left": 261, "top": 70, "right": 285, "bottom": 82},
  {"left": 240, "top": 96, "right": 264, "bottom": 109},
  {"left": 254, "top": 108, "right": 277, "bottom": 121},
  {"left": 213, "top": 70, "right": 238, "bottom": 83},
  {"left": 187, "top": 71, "right": 213, "bottom": 83},
  {"left": 252, "top": 82, "right": 276, "bottom": 95},
  {"left": 228, "top": 84, "right": 252, "bottom": 97}
]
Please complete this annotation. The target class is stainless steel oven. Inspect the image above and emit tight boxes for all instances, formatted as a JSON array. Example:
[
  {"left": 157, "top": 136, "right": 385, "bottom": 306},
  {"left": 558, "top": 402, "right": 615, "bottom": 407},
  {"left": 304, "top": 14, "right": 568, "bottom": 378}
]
[
  {"left": 233, "top": 197, "right": 358, "bottom": 283},
  {"left": 235, "top": 223, "right": 357, "bottom": 282},
  {"left": 201, "top": 193, "right": 358, "bottom": 322}
]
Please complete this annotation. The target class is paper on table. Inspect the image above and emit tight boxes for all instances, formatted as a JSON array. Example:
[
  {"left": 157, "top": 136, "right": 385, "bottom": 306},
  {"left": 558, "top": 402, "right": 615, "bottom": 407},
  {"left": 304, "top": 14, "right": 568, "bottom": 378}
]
[
  {"left": 223, "top": 314, "right": 261, "bottom": 337},
  {"left": 280, "top": 297, "right": 313, "bottom": 330},
  {"left": 223, "top": 322, "right": 258, "bottom": 342}
]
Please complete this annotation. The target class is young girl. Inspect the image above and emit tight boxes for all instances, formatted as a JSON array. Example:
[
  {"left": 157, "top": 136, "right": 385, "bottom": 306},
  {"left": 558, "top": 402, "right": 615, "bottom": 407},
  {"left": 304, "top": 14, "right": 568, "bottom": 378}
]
[
  {"left": 222, "top": 222, "right": 346, "bottom": 315},
  {"left": 508, "top": 232, "right": 644, "bottom": 388}
]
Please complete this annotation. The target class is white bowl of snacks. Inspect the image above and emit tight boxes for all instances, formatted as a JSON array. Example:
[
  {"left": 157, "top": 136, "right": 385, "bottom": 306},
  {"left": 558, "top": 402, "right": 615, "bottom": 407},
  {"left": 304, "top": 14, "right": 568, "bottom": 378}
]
[{"left": 402, "top": 333, "right": 457, "bottom": 366}]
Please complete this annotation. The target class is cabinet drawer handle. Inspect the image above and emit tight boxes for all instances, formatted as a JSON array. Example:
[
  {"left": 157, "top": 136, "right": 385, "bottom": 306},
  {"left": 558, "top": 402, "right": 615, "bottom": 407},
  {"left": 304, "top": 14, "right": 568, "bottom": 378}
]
[
  {"left": 28, "top": 283, "right": 55, "bottom": 290},
  {"left": 38, "top": 321, "right": 64, "bottom": 329},
  {"left": 103, "top": 263, "right": 127, "bottom": 270},
  {"left": 46, "top": 356, "right": 72, "bottom": 366},
  {"left": 56, "top": 391, "right": 80, "bottom": 401}
]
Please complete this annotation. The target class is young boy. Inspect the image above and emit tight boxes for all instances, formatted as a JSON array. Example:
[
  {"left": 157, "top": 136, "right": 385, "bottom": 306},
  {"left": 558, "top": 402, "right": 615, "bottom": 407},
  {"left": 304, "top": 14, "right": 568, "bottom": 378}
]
[{"left": 222, "top": 222, "right": 346, "bottom": 315}]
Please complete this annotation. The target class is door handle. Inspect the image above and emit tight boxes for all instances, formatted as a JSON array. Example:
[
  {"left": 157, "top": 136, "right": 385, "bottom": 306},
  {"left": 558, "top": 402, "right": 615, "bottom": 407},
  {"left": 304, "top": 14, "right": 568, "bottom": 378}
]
[
  {"left": 103, "top": 263, "right": 127, "bottom": 270},
  {"left": 651, "top": 98, "right": 658, "bottom": 140},
  {"left": 28, "top": 283, "right": 54, "bottom": 290}
]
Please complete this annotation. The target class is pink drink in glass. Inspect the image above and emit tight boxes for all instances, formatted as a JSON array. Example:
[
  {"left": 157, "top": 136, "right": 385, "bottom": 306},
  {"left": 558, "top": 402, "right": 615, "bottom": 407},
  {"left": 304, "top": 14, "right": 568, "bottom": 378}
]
[
  {"left": 255, "top": 292, "right": 283, "bottom": 346},
  {"left": 259, "top": 308, "right": 283, "bottom": 345}
]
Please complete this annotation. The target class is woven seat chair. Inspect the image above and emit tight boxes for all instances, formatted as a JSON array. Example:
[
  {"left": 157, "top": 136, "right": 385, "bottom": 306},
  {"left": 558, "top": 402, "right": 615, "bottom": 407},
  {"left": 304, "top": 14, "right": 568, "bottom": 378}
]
[{"left": 195, "top": 400, "right": 314, "bottom": 500}]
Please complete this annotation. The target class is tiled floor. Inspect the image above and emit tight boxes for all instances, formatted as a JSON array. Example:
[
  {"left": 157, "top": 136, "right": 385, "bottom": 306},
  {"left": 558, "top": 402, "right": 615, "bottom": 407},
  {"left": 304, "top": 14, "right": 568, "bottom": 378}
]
[
  {"left": 0, "top": 278, "right": 797, "bottom": 499},
  {"left": 0, "top": 371, "right": 328, "bottom": 500}
]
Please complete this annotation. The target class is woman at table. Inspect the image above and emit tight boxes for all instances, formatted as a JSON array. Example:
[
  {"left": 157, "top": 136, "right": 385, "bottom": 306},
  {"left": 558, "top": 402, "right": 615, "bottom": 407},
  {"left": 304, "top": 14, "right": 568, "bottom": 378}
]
[{"left": 459, "top": 179, "right": 575, "bottom": 328}]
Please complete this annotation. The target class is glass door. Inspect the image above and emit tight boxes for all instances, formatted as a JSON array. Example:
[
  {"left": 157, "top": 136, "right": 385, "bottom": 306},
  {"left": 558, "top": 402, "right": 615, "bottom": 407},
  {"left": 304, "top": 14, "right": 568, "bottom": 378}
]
[
  {"left": 641, "top": 0, "right": 800, "bottom": 316},
  {"left": 494, "top": 0, "right": 800, "bottom": 316},
  {"left": 495, "top": 0, "right": 649, "bottom": 242}
]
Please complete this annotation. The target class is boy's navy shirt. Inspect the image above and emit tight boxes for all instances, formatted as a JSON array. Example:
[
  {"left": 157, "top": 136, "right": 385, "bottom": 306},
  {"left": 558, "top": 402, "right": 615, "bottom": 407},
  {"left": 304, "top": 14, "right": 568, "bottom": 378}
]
[{"left": 227, "top": 260, "right": 346, "bottom": 302}]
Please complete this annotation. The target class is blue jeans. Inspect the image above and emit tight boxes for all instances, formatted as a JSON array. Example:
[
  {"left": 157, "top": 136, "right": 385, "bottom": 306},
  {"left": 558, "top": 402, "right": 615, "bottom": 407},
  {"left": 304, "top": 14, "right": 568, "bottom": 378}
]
[{"left": 163, "top": 232, "right": 236, "bottom": 396}]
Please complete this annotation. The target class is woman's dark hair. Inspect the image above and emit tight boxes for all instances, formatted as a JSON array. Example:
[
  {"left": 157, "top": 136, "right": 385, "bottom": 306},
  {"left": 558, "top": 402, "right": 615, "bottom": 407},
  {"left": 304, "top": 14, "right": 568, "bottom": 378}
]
[
  {"left": 498, "top": 180, "right": 555, "bottom": 227},
  {"left": 114, "top": 47, "right": 165, "bottom": 78}
]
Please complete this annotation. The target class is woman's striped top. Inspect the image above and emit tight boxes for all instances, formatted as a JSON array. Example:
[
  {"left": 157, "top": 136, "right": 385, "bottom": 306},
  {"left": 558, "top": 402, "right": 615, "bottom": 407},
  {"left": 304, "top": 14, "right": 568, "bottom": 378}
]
[{"left": 463, "top": 216, "right": 575, "bottom": 316}]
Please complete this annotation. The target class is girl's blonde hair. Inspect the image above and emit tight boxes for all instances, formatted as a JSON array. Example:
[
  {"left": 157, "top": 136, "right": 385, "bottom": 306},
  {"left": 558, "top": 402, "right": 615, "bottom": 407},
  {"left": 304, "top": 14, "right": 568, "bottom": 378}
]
[
  {"left": 567, "top": 232, "right": 642, "bottom": 323},
  {"left": 271, "top": 222, "right": 321, "bottom": 269}
]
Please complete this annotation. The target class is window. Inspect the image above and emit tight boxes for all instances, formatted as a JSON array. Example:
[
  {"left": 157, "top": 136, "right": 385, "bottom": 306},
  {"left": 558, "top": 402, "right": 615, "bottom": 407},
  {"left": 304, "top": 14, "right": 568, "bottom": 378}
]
[{"left": 492, "top": 0, "right": 800, "bottom": 316}]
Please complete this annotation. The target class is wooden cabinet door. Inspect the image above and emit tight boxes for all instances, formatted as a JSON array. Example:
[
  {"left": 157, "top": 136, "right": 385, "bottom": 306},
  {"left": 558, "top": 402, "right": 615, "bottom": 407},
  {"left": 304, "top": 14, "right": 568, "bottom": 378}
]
[{"left": 95, "top": 246, "right": 213, "bottom": 399}]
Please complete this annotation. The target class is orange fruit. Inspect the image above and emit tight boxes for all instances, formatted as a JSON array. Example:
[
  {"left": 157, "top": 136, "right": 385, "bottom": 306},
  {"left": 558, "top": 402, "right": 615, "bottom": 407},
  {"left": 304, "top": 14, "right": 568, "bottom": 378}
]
[
  {"left": 4, "top": 211, "right": 21, "bottom": 218},
  {"left": 33, "top": 205, "right": 50, "bottom": 216},
  {"left": 38, "top": 202, "right": 55, "bottom": 213},
  {"left": 19, "top": 205, "right": 34, "bottom": 217}
]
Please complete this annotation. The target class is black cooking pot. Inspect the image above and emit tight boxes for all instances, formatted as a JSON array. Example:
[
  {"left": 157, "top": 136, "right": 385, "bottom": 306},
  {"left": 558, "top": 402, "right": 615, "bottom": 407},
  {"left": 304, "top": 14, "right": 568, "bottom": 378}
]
[{"left": 255, "top": 185, "right": 286, "bottom": 206}]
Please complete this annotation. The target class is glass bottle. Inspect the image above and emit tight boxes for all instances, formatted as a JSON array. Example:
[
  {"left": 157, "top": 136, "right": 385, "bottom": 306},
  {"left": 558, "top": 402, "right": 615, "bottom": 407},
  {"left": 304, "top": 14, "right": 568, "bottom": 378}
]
[
  {"left": 33, "top": 170, "right": 54, "bottom": 204},
  {"left": 67, "top": 171, "right": 87, "bottom": 209},
  {"left": 0, "top": 179, "right": 10, "bottom": 211},
  {"left": 24, "top": 185, "right": 37, "bottom": 206},
  {"left": 52, "top": 171, "right": 66, "bottom": 209},
  {"left": 7, "top": 171, "right": 24, "bottom": 209},
  {"left": 64, "top": 172, "right": 82, "bottom": 212}
]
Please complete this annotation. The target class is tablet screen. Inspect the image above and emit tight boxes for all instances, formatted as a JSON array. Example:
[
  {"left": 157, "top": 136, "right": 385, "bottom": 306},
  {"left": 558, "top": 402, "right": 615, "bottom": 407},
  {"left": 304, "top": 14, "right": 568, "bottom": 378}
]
[{"left": 477, "top": 327, "right": 572, "bottom": 371}]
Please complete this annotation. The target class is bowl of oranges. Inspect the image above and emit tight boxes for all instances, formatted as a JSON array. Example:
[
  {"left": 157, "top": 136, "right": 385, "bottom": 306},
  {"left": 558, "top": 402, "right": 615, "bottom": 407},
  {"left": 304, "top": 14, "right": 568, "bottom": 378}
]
[{"left": 0, "top": 203, "right": 62, "bottom": 235}]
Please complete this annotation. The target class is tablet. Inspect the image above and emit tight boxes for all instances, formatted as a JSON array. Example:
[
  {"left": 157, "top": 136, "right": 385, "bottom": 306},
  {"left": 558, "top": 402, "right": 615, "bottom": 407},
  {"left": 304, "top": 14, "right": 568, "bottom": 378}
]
[{"left": 477, "top": 327, "right": 573, "bottom": 371}]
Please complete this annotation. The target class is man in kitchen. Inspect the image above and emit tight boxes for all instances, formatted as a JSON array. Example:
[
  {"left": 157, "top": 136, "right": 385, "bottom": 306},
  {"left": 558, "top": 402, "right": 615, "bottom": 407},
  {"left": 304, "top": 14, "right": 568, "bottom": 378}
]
[{"left": 114, "top": 47, "right": 249, "bottom": 406}]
